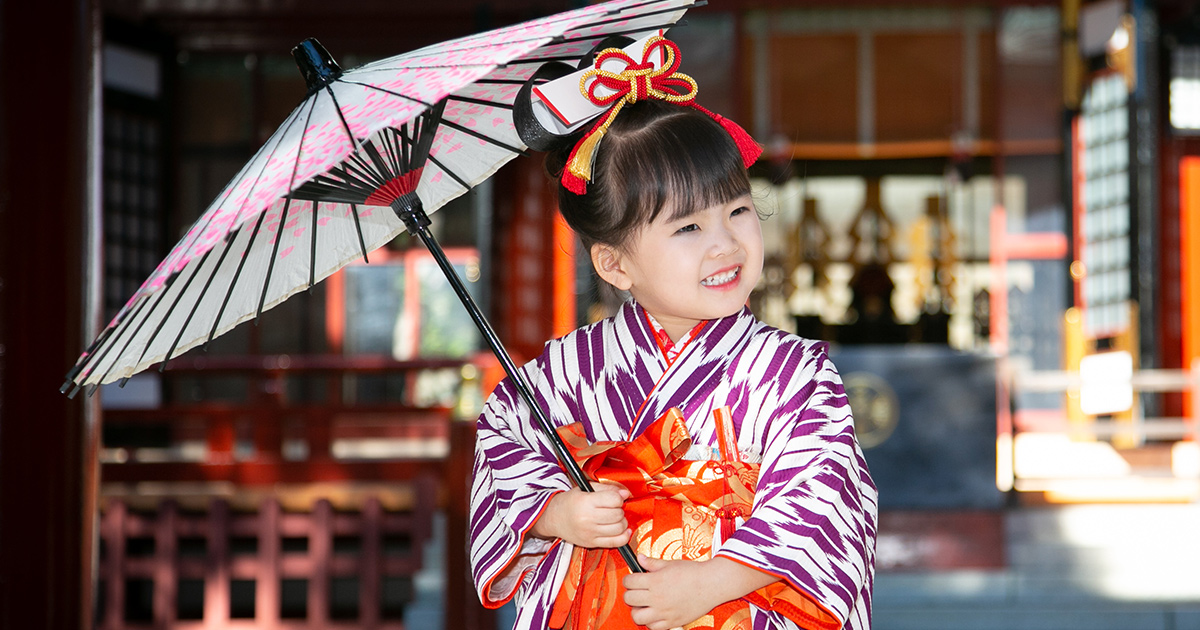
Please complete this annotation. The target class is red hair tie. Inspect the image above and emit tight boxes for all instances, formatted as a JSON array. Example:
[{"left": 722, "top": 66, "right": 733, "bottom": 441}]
[{"left": 562, "top": 36, "right": 761, "bottom": 195}]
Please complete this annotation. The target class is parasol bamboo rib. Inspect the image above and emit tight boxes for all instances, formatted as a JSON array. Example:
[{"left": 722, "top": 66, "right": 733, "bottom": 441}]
[
  {"left": 258, "top": 196, "right": 294, "bottom": 320},
  {"left": 349, "top": 203, "right": 370, "bottom": 264},
  {"left": 258, "top": 95, "right": 322, "bottom": 321},
  {"left": 161, "top": 243, "right": 230, "bottom": 370},
  {"left": 207, "top": 211, "right": 269, "bottom": 347},
  {"left": 103, "top": 279, "right": 172, "bottom": 388}
]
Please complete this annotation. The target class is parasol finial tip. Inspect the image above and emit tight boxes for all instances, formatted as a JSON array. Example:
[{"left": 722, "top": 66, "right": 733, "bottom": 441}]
[{"left": 292, "top": 38, "right": 344, "bottom": 92}]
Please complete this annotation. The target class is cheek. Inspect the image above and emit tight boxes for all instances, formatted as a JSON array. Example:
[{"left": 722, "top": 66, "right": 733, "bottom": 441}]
[
  {"left": 748, "top": 224, "right": 765, "bottom": 252},
  {"left": 742, "top": 244, "right": 766, "bottom": 285},
  {"left": 740, "top": 229, "right": 765, "bottom": 261}
]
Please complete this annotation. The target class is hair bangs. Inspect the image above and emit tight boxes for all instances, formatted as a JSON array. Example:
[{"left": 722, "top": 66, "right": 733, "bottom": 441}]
[
  {"left": 549, "top": 100, "right": 754, "bottom": 251},
  {"left": 615, "top": 108, "right": 751, "bottom": 230},
  {"left": 660, "top": 129, "right": 752, "bottom": 224}
]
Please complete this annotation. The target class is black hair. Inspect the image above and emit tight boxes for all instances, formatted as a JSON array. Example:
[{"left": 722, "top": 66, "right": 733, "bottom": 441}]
[{"left": 545, "top": 100, "right": 752, "bottom": 252}]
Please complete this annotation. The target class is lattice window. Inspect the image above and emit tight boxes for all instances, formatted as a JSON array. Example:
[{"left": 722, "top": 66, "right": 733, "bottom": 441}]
[
  {"left": 1079, "top": 72, "right": 1132, "bottom": 337},
  {"left": 103, "top": 111, "right": 164, "bottom": 321}
]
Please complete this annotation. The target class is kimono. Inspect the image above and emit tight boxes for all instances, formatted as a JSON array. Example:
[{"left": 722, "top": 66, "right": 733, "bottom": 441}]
[{"left": 469, "top": 301, "right": 877, "bottom": 630}]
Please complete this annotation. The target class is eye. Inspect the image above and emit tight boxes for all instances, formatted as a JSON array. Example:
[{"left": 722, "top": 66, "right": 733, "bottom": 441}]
[
  {"left": 730, "top": 206, "right": 751, "bottom": 217},
  {"left": 675, "top": 223, "right": 699, "bottom": 234}
]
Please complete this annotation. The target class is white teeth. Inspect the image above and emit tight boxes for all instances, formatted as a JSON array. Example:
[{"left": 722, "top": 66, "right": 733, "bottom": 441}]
[{"left": 701, "top": 268, "right": 739, "bottom": 286}]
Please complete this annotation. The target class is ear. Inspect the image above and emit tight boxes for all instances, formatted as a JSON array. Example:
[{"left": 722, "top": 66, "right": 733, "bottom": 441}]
[{"left": 590, "top": 243, "right": 633, "bottom": 291}]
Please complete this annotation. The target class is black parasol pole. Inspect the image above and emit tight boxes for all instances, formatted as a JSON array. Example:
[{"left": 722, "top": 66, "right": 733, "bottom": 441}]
[{"left": 391, "top": 193, "right": 644, "bottom": 574}]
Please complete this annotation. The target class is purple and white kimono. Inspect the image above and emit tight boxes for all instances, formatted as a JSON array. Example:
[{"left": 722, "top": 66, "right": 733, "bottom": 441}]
[{"left": 470, "top": 301, "right": 878, "bottom": 629}]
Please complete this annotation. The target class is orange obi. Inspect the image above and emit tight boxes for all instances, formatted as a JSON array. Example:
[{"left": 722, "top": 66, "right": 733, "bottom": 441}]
[{"left": 548, "top": 408, "right": 760, "bottom": 630}]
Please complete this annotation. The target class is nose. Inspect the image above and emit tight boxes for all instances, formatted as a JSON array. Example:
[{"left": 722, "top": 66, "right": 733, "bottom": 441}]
[{"left": 710, "top": 222, "right": 739, "bottom": 256}]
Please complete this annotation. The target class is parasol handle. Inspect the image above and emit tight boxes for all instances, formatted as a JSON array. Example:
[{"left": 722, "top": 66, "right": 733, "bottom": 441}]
[{"left": 393, "top": 194, "right": 645, "bottom": 574}]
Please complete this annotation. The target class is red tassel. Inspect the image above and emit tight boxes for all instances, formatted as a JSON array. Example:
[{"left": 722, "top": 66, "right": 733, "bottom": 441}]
[
  {"left": 562, "top": 172, "right": 588, "bottom": 195},
  {"left": 691, "top": 104, "right": 762, "bottom": 168},
  {"left": 723, "top": 118, "right": 763, "bottom": 168},
  {"left": 721, "top": 515, "right": 736, "bottom": 543}
]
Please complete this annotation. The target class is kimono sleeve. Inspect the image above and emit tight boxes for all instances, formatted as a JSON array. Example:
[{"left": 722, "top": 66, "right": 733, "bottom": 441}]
[
  {"left": 715, "top": 340, "right": 878, "bottom": 629},
  {"left": 468, "top": 373, "right": 574, "bottom": 608}
]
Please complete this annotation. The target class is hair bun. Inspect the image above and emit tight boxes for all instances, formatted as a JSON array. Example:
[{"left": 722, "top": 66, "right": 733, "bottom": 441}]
[
  {"left": 513, "top": 34, "right": 638, "bottom": 153},
  {"left": 513, "top": 61, "right": 576, "bottom": 151}
]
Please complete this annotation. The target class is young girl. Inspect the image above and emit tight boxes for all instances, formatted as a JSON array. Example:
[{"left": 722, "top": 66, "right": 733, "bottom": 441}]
[{"left": 469, "top": 61, "right": 877, "bottom": 630}]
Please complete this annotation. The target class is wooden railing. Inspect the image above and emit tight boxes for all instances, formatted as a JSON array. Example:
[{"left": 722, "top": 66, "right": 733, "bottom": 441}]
[
  {"left": 97, "top": 355, "right": 494, "bottom": 629},
  {"left": 1008, "top": 363, "right": 1200, "bottom": 500},
  {"left": 97, "top": 483, "right": 434, "bottom": 630},
  {"left": 1011, "top": 364, "right": 1200, "bottom": 442}
]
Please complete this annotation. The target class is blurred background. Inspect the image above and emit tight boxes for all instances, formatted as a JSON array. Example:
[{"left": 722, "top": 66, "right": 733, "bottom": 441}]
[{"left": 2, "top": 0, "right": 1200, "bottom": 628}]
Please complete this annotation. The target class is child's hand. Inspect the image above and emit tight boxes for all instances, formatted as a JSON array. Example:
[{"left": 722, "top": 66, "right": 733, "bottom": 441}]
[
  {"left": 530, "top": 483, "right": 632, "bottom": 549},
  {"left": 623, "top": 554, "right": 780, "bottom": 630},
  {"left": 622, "top": 555, "right": 714, "bottom": 629}
]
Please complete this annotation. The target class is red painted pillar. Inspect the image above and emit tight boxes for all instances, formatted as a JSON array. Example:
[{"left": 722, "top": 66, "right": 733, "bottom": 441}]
[
  {"left": 0, "top": 0, "right": 101, "bottom": 628},
  {"left": 101, "top": 502, "right": 127, "bottom": 630},
  {"left": 494, "top": 157, "right": 564, "bottom": 361},
  {"left": 1182, "top": 157, "right": 1200, "bottom": 417}
]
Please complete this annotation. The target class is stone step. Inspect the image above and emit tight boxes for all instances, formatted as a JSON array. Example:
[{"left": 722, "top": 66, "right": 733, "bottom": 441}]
[{"left": 876, "top": 569, "right": 1200, "bottom": 606}]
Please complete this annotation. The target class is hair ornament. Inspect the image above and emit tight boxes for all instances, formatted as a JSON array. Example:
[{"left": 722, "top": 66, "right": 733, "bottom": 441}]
[{"left": 562, "top": 36, "right": 761, "bottom": 194}]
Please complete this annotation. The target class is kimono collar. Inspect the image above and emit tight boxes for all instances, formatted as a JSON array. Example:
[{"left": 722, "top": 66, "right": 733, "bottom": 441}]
[
  {"left": 621, "top": 300, "right": 760, "bottom": 438},
  {"left": 642, "top": 310, "right": 707, "bottom": 366}
]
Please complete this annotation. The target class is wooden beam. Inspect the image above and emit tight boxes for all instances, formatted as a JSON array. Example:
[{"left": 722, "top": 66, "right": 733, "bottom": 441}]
[{"left": 784, "top": 137, "right": 1062, "bottom": 160}]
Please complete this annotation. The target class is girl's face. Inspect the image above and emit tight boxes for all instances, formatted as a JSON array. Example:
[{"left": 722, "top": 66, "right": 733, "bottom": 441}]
[{"left": 591, "top": 193, "right": 763, "bottom": 342}]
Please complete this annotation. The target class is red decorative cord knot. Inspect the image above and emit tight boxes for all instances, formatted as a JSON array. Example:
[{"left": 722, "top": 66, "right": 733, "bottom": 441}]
[
  {"left": 582, "top": 37, "right": 697, "bottom": 108},
  {"left": 716, "top": 504, "right": 747, "bottom": 542},
  {"left": 710, "top": 462, "right": 737, "bottom": 477},
  {"left": 716, "top": 506, "right": 746, "bottom": 520}
]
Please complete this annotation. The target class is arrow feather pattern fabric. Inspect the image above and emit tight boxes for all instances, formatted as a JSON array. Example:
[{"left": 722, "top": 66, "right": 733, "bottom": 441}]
[
  {"left": 470, "top": 302, "right": 877, "bottom": 630},
  {"left": 65, "top": 0, "right": 698, "bottom": 390}
]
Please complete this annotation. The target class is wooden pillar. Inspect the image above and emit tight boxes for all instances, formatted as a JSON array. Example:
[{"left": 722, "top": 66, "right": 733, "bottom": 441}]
[
  {"left": 258, "top": 499, "right": 281, "bottom": 630},
  {"left": 494, "top": 156, "right": 561, "bottom": 361},
  {"left": 102, "top": 502, "right": 127, "bottom": 630},
  {"left": 361, "top": 496, "right": 383, "bottom": 630},
  {"left": 156, "top": 501, "right": 180, "bottom": 627},
  {"left": 0, "top": 0, "right": 101, "bottom": 628},
  {"left": 208, "top": 410, "right": 236, "bottom": 465},
  {"left": 205, "top": 501, "right": 231, "bottom": 629},
  {"left": 310, "top": 499, "right": 332, "bottom": 626}
]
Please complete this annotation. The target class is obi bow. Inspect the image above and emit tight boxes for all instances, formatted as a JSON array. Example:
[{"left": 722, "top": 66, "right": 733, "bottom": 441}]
[{"left": 549, "top": 408, "right": 762, "bottom": 629}]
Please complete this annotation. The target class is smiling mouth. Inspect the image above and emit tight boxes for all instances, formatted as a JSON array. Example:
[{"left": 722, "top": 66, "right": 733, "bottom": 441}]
[{"left": 701, "top": 267, "right": 740, "bottom": 287}]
